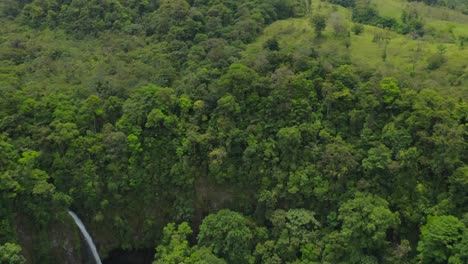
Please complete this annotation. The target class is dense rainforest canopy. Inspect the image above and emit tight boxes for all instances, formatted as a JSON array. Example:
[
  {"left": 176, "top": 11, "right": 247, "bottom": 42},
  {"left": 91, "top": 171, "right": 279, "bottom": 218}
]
[{"left": 0, "top": 0, "right": 467, "bottom": 263}]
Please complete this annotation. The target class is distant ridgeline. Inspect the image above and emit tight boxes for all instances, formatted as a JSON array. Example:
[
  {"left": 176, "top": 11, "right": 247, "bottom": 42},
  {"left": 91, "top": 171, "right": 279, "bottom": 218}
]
[{"left": 0, "top": 0, "right": 467, "bottom": 263}]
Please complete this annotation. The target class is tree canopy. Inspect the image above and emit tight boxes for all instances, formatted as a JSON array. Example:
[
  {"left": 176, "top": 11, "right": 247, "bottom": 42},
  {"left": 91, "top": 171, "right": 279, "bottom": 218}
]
[{"left": 0, "top": 0, "right": 467, "bottom": 263}]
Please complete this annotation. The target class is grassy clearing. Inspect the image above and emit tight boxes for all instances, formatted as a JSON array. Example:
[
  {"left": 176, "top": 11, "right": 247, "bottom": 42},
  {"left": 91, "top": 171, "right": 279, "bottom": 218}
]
[
  {"left": 372, "top": 0, "right": 468, "bottom": 24},
  {"left": 241, "top": 18, "right": 313, "bottom": 60},
  {"left": 242, "top": 1, "right": 352, "bottom": 58},
  {"left": 426, "top": 20, "right": 468, "bottom": 39},
  {"left": 371, "top": 0, "right": 468, "bottom": 39},
  {"left": 245, "top": 15, "right": 465, "bottom": 73},
  {"left": 242, "top": 0, "right": 467, "bottom": 96},
  {"left": 371, "top": 0, "right": 406, "bottom": 19}
]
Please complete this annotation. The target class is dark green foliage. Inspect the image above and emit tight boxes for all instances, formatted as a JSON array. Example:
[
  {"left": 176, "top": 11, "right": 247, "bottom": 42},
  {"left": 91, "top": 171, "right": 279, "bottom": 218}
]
[
  {"left": 329, "top": 0, "right": 356, "bottom": 8},
  {"left": 408, "top": 0, "right": 467, "bottom": 13},
  {"left": 263, "top": 38, "right": 280, "bottom": 51},
  {"left": 255, "top": 209, "right": 320, "bottom": 262},
  {"left": 351, "top": 2, "right": 426, "bottom": 36},
  {"left": 352, "top": 23, "right": 364, "bottom": 35},
  {"left": 427, "top": 53, "right": 447, "bottom": 70},
  {"left": 336, "top": 193, "right": 399, "bottom": 262},
  {"left": 311, "top": 14, "right": 327, "bottom": 37},
  {"left": 352, "top": 3, "right": 380, "bottom": 24},
  {"left": 198, "top": 210, "right": 254, "bottom": 263},
  {"left": 399, "top": 7, "right": 425, "bottom": 36}
]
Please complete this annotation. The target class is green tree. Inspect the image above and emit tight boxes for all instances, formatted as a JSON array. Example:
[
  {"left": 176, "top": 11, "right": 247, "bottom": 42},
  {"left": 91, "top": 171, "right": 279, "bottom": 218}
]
[
  {"left": 330, "top": 0, "right": 356, "bottom": 8},
  {"left": 417, "top": 215, "right": 466, "bottom": 263},
  {"left": 0, "top": 136, "right": 20, "bottom": 200},
  {"left": 154, "top": 222, "right": 192, "bottom": 264},
  {"left": 352, "top": 23, "right": 364, "bottom": 35},
  {"left": 198, "top": 210, "right": 254, "bottom": 263},
  {"left": 427, "top": 53, "right": 447, "bottom": 70},
  {"left": 149, "top": 0, "right": 190, "bottom": 36},
  {"left": 186, "top": 247, "right": 227, "bottom": 264},
  {"left": 0, "top": 243, "right": 25, "bottom": 264},
  {"left": 449, "top": 166, "right": 468, "bottom": 209},
  {"left": 335, "top": 193, "right": 400, "bottom": 262},
  {"left": 266, "top": 209, "right": 320, "bottom": 262},
  {"left": 311, "top": 14, "right": 327, "bottom": 37},
  {"left": 380, "top": 77, "right": 401, "bottom": 104}
]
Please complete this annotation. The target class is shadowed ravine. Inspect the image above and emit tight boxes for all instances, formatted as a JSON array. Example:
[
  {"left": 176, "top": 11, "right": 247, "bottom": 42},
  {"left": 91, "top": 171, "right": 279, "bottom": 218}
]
[
  {"left": 68, "top": 211, "right": 102, "bottom": 264},
  {"left": 103, "top": 249, "right": 154, "bottom": 264}
]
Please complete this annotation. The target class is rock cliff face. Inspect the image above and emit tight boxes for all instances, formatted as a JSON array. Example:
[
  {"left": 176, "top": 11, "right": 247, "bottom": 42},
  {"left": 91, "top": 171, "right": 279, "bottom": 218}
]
[{"left": 15, "top": 213, "right": 84, "bottom": 264}]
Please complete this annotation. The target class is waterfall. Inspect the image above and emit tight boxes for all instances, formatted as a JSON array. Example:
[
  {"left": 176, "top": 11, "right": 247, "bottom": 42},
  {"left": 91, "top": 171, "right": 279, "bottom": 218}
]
[{"left": 69, "top": 211, "right": 102, "bottom": 264}]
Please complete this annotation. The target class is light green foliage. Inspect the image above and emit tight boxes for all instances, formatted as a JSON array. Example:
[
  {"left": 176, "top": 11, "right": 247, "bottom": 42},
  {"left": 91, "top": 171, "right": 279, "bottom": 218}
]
[
  {"left": 218, "top": 63, "right": 259, "bottom": 99},
  {"left": 153, "top": 222, "right": 229, "bottom": 263},
  {"left": 427, "top": 52, "right": 447, "bottom": 70},
  {"left": 379, "top": 77, "right": 400, "bottom": 104},
  {"left": 452, "top": 230, "right": 468, "bottom": 263},
  {"left": 418, "top": 215, "right": 467, "bottom": 263},
  {"left": 185, "top": 247, "right": 227, "bottom": 264},
  {"left": 0, "top": 0, "right": 467, "bottom": 262},
  {"left": 335, "top": 193, "right": 400, "bottom": 262},
  {"left": 154, "top": 222, "right": 192, "bottom": 264},
  {"left": 262, "top": 209, "right": 320, "bottom": 262},
  {"left": 0, "top": 171, "right": 21, "bottom": 199},
  {"left": 0, "top": 243, "right": 25, "bottom": 264},
  {"left": 362, "top": 144, "right": 392, "bottom": 172},
  {"left": 198, "top": 210, "right": 253, "bottom": 263}
]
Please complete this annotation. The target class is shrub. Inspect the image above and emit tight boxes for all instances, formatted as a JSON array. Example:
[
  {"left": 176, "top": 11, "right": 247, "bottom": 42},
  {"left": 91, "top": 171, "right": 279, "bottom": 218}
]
[
  {"left": 352, "top": 23, "right": 364, "bottom": 35},
  {"left": 427, "top": 53, "right": 447, "bottom": 70}
]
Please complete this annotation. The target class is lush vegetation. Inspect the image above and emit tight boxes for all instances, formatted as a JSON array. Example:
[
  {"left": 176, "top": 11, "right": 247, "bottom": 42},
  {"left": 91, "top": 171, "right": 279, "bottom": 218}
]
[{"left": 0, "top": 0, "right": 467, "bottom": 263}]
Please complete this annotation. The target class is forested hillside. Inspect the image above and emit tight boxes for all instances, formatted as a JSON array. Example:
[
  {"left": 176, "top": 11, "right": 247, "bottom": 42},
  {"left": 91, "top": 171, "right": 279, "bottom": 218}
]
[{"left": 0, "top": 0, "right": 467, "bottom": 263}]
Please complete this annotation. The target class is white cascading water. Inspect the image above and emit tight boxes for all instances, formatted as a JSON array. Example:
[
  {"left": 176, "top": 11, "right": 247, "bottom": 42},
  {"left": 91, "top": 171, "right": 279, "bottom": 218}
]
[{"left": 68, "top": 211, "right": 102, "bottom": 264}]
